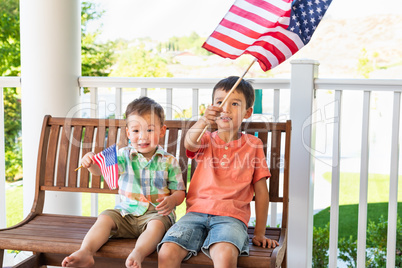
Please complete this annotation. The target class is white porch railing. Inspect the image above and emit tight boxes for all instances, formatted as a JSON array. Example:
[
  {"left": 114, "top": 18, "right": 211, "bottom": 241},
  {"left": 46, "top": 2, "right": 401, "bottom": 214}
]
[
  {"left": 0, "top": 77, "right": 21, "bottom": 229},
  {"left": 314, "top": 78, "right": 402, "bottom": 268},
  {"left": 1, "top": 60, "right": 401, "bottom": 267}
]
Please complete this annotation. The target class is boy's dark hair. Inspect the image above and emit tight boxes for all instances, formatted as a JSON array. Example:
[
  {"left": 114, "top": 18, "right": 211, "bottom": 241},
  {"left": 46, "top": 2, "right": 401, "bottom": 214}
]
[
  {"left": 125, "top": 96, "right": 165, "bottom": 125},
  {"left": 212, "top": 76, "right": 255, "bottom": 109}
]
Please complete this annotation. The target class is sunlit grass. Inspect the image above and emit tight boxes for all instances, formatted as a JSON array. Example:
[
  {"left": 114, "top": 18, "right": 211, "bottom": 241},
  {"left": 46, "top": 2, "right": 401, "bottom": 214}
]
[
  {"left": 322, "top": 172, "right": 402, "bottom": 205},
  {"left": 316, "top": 172, "right": 402, "bottom": 240},
  {"left": 314, "top": 202, "right": 402, "bottom": 240},
  {"left": 5, "top": 185, "right": 23, "bottom": 227}
]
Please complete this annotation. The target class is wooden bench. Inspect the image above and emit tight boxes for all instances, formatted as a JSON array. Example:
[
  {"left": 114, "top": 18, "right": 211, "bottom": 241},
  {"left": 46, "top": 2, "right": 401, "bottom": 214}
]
[{"left": 0, "top": 115, "right": 291, "bottom": 268}]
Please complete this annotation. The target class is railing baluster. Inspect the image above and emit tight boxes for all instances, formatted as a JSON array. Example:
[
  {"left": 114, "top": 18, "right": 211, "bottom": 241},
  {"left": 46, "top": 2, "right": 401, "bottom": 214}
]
[
  {"left": 90, "top": 87, "right": 99, "bottom": 216},
  {"left": 386, "top": 91, "right": 400, "bottom": 268},
  {"left": 0, "top": 87, "right": 6, "bottom": 228},
  {"left": 357, "top": 91, "right": 371, "bottom": 267},
  {"left": 115, "top": 87, "right": 122, "bottom": 119},
  {"left": 273, "top": 88, "right": 280, "bottom": 121},
  {"left": 192, "top": 88, "right": 199, "bottom": 120},
  {"left": 141, "top": 88, "right": 147, "bottom": 96},
  {"left": 166, "top": 88, "right": 173, "bottom": 120},
  {"left": 115, "top": 87, "right": 122, "bottom": 206},
  {"left": 329, "top": 90, "right": 342, "bottom": 268},
  {"left": 270, "top": 88, "right": 280, "bottom": 227}
]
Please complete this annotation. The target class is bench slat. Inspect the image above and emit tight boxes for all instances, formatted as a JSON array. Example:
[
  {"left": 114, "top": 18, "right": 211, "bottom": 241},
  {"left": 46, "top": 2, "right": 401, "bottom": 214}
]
[
  {"left": 44, "top": 125, "right": 60, "bottom": 186},
  {"left": 166, "top": 128, "right": 178, "bottom": 156},
  {"left": 269, "top": 130, "right": 282, "bottom": 201},
  {"left": 92, "top": 125, "right": 107, "bottom": 189},
  {"left": 68, "top": 126, "right": 83, "bottom": 187},
  {"left": 80, "top": 126, "right": 95, "bottom": 188},
  {"left": 56, "top": 125, "right": 71, "bottom": 187}
]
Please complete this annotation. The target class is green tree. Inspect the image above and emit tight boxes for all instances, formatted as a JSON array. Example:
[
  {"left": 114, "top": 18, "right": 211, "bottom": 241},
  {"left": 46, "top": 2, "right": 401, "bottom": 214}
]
[
  {"left": 366, "top": 216, "right": 402, "bottom": 267},
  {"left": 0, "top": 0, "right": 20, "bottom": 76},
  {"left": 338, "top": 235, "right": 357, "bottom": 268},
  {"left": 1, "top": 0, "right": 116, "bottom": 180},
  {"left": 81, "top": 1, "right": 115, "bottom": 76},
  {"left": 312, "top": 223, "right": 329, "bottom": 268},
  {"left": 1, "top": 0, "right": 22, "bottom": 181},
  {"left": 356, "top": 48, "right": 379, "bottom": 78},
  {"left": 159, "top": 32, "right": 211, "bottom": 56},
  {"left": 110, "top": 42, "right": 172, "bottom": 77}
]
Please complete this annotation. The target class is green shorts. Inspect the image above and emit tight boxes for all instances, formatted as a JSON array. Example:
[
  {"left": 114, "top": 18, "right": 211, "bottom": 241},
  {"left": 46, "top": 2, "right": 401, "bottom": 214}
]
[{"left": 101, "top": 209, "right": 173, "bottom": 238}]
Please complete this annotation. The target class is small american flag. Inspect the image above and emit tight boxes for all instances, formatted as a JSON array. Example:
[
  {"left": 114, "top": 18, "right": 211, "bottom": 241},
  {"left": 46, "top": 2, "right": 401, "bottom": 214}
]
[
  {"left": 202, "top": 0, "right": 332, "bottom": 71},
  {"left": 93, "top": 144, "right": 119, "bottom": 190}
]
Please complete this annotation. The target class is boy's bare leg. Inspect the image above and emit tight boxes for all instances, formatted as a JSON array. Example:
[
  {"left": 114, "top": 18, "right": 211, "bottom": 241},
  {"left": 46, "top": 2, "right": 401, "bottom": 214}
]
[
  {"left": 210, "top": 242, "right": 239, "bottom": 268},
  {"left": 62, "top": 215, "right": 116, "bottom": 267},
  {"left": 125, "top": 220, "right": 166, "bottom": 268},
  {"left": 158, "top": 242, "right": 188, "bottom": 268}
]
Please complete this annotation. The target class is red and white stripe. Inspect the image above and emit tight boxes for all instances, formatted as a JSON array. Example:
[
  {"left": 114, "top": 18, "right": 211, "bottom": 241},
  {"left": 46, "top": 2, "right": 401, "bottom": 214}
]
[
  {"left": 202, "top": 0, "right": 304, "bottom": 71},
  {"left": 93, "top": 151, "right": 118, "bottom": 190}
]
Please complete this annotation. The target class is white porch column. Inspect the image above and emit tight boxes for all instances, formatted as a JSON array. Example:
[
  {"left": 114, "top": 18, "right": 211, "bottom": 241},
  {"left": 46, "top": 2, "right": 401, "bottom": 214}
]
[
  {"left": 288, "top": 59, "right": 319, "bottom": 267},
  {"left": 20, "top": 0, "right": 81, "bottom": 217}
]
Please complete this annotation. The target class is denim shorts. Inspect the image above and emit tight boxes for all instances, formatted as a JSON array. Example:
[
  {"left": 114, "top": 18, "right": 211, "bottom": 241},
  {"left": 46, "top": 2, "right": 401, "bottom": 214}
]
[{"left": 157, "top": 212, "right": 249, "bottom": 260}]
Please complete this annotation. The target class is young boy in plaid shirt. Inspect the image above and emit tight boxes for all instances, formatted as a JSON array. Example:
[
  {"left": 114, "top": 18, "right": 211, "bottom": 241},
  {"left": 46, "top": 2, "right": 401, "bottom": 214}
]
[{"left": 62, "top": 97, "right": 186, "bottom": 268}]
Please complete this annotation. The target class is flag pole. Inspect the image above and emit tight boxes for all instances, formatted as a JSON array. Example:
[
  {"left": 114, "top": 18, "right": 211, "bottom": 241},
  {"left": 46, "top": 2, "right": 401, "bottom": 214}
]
[{"left": 196, "top": 57, "right": 257, "bottom": 142}]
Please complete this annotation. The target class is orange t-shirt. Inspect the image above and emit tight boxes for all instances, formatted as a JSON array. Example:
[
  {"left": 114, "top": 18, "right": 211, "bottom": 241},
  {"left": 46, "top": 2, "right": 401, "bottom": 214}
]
[{"left": 186, "top": 131, "right": 271, "bottom": 226}]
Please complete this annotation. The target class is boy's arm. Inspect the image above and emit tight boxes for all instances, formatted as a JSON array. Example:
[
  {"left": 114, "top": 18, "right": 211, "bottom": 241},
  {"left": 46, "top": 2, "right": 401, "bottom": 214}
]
[
  {"left": 155, "top": 189, "right": 186, "bottom": 216},
  {"left": 253, "top": 178, "right": 279, "bottom": 248},
  {"left": 185, "top": 105, "right": 222, "bottom": 152},
  {"left": 80, "top": 152, "right": 102, "bottom": 176}
]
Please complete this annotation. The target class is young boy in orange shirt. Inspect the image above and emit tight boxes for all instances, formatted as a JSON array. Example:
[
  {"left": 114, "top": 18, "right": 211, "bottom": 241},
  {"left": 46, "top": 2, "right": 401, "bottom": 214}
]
[{"left": 157, "top": 76, "right": 279, "bottom": 267}]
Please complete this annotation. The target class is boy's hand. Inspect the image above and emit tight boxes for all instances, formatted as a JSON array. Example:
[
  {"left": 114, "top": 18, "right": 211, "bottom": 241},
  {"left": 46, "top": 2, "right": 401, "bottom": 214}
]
[
  {"left": 155, "top": 196, "right": 176, "bottom": 216},
  {"left": 202, "top": 105, "right": 223, "bottom": 126},
  {"left": 252, "top": 235, "right": 279, "bottom": 248},
  {"left": 80, "top": 152, "right": 95, "bottom": 169}
]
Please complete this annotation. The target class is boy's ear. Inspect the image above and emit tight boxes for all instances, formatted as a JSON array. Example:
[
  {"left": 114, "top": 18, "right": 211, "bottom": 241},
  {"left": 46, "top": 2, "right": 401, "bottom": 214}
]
[
  {"left": 125, "top": 126, "right": 129, "bottom": 138},
  {"left": 244, "top": 107, "right": 253, "bottom": 119},
  {"left": 160, "top": 125, "right": 167, "bottom": 137}
]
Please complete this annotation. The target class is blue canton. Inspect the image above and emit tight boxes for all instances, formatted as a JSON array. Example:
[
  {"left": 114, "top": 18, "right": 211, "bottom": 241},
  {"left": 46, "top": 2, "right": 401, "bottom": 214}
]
[
  {"left": 288, "top": 0, "right": 333, "bottom": 44},
  {"left": 104, "top": 144, "right": 117, "bottom": 167}
]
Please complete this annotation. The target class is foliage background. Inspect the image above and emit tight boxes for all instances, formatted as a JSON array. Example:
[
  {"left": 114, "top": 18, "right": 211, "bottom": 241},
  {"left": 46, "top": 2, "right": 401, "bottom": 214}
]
[
  {"left": 1, "top": 1, "right": 116, "bottom": 180},
  {"left": 1, "top": 0, "right": 22, "bottom": 181}
]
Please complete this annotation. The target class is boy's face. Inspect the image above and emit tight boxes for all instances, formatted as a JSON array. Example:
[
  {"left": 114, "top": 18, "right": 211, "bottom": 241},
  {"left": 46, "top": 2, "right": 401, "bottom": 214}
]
[
  {"left": 126, "top": 112, "right": 166, "bottom": 159},
  {"left": 213, "top": 88, "right": 253, "bottom": 132}
]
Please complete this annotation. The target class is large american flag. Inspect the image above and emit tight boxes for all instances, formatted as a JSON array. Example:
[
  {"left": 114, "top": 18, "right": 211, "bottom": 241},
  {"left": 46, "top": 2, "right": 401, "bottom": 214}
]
[
  {"left": 93, "top": 144, "right": 119, "bottom": 190},
  {"left": 202, "top": 0, "right": 332, "bottom": 71}
]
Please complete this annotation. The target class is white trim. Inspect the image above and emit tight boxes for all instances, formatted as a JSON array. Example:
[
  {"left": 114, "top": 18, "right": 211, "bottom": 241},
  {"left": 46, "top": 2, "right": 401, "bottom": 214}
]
[
  {"left": 78, "top": 77, "right": 290, "bottom": 90},
  {"left": 288, "top": 59, "right": 318, "bottom": 268},
  {"left": 316, "top": 78, "right": 402, "bottom": 91},
  {"left": 0, "top": 77, "right": 21, "bottom": 88}
]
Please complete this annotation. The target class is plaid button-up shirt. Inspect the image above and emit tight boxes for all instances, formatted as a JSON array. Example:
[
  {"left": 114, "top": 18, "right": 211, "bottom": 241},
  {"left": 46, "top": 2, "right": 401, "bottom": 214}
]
[{"left": 114, "top": 145, "right": 185, "bottom": 223}]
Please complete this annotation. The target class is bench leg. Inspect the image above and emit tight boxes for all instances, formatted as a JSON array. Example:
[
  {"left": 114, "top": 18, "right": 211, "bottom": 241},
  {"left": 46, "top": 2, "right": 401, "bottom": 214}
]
[
  {"left": 0, "top": 249, "right": 4, "bottom": 268},
  {"left": 12, "top": 253, "right": 43, "bottom": 268},
  {"left": 281, "top": 252, "right": 287, "bottom": 268}
]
